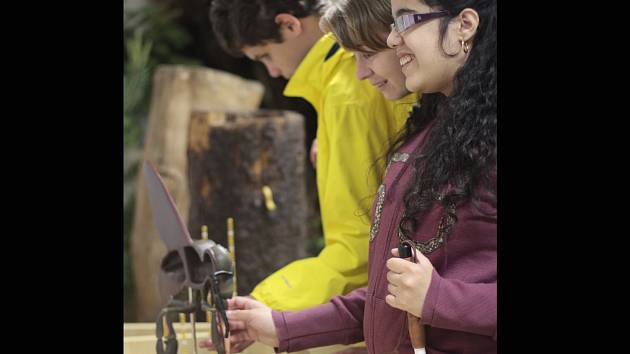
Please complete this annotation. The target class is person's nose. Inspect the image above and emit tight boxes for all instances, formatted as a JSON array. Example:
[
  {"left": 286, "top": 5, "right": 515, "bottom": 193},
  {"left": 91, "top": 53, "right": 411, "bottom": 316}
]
[
  {"left": 263, "top": 62, "right": 282, "bottom": 78},
  {"left": 387, "top": 26, "right": 402, "bottom": 49}
]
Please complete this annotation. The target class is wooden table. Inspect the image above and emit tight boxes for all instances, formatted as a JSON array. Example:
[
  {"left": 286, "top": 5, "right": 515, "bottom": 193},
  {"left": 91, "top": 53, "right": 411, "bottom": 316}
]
[{"left": 124, "top": 323, "right": 363, "bottom": 354}]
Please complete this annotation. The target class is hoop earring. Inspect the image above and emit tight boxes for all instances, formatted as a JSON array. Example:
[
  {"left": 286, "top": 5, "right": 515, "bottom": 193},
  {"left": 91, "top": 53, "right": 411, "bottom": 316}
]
[{"left": 461, "top": 40, "right": 470, "bottom": 54}]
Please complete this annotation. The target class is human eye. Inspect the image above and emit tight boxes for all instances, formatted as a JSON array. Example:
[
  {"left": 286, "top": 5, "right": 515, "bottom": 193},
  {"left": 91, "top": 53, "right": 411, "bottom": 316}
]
[
  {"left": 255, "top": 53, "right": 271, "bottom": 62},
  {"left": 358, "top": 51, "right": 375, "bottom": 60}
]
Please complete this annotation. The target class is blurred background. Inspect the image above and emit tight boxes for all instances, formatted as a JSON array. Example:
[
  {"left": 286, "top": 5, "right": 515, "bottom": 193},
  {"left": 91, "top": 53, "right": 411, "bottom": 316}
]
[{"left": 123, "top": 0, "right": 321, "bottom": 322}]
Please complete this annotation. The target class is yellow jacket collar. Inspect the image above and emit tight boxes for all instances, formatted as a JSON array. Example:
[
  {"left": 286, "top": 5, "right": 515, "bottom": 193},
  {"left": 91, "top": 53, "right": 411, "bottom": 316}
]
[
  {"left": 398, "top": 92, "right": 419, "bottom": 106},
  {"left": 284, "top": 33, "right": 341, "bottom": 106}
]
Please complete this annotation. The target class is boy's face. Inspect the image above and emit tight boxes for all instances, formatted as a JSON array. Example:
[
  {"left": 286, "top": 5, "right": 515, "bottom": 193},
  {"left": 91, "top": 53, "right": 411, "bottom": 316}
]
[{"left": 242, "top": 38, "right": 306, "bottom": 80}]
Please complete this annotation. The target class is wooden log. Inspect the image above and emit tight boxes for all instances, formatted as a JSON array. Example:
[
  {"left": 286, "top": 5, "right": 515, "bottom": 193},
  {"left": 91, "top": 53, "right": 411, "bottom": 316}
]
[
  {"left": 131, "top": 65, "right": 264, "bottom": 322},
  {"left": 187, "top": 110, "right": 308, "bottom": 295}
]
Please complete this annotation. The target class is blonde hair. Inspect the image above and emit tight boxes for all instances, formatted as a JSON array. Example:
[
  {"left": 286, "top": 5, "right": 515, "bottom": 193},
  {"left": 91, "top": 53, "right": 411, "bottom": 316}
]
[{"left": 319, "top": 0, "right": 393, "bottom": 52}]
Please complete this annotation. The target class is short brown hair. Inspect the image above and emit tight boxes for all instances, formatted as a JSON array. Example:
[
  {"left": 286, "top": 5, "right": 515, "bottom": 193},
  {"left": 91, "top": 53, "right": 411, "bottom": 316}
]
[
  {"left": 210, "top": 0, "right": 323, "bottom": 57},
  {"left": 319, "top": 0, "right": 392, "bottom": 52}
]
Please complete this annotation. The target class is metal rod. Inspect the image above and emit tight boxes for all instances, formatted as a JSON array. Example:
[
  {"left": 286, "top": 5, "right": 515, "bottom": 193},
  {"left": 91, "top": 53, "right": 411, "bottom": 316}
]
[
  {"left": 162, "top": 316, "right": 169, "bottom": 338},
  {"left": 227, "top": 217, "right": 237, "bottom": 297},
  {"left": 201, "top": 225, "right": 208, "bottom": 240},
  {"left": 206, "top": 309, "right": 213, "bottom": 343},
  {"left": 188, "top": 288, "right": 198, "bottom": 354},
  {"left": 179, "top": 313, "right": 188, "bottom": 354}
]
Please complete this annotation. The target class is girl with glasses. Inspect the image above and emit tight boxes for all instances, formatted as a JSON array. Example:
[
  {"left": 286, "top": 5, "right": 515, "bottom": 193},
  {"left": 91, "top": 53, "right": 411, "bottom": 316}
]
[{"left": 202, "top": 0, "right": 496, "bottom": 353}]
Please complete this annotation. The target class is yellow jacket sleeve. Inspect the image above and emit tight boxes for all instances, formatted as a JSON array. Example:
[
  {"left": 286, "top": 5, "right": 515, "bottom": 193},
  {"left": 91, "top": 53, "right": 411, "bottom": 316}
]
[{"left": 251, "top": 98, "right": 396, "bottom": 310}]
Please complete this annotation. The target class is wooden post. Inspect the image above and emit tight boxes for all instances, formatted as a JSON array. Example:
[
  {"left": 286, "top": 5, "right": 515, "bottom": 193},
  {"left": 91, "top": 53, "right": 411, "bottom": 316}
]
[
  {"left": 187, "top": 110, "right": 308, "bottom": 295},
  {"left": 130, "top": 65, "right": 264, "bottom": 321}
]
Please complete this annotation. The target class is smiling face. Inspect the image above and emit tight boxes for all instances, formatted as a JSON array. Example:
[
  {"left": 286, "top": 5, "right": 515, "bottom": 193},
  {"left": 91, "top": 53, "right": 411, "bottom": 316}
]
[
  {"left": 353, "top": 33, "right": 410, "bottom": 100},
  {"left": 387, "top": 0, "right": 464, "bottom": 95}
]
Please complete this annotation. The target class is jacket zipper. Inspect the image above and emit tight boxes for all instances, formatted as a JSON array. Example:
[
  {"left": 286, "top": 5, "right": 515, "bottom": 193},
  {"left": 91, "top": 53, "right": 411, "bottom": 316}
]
[{"left": 369, "top": 164, "right": 410, "bottom": 354}]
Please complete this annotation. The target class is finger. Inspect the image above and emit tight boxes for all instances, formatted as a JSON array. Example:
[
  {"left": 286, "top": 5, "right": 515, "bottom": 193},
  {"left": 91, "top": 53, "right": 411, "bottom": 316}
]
[
  {"left": 387, "top": 283, "right": 399, "bottom": 295},
  {"left": 232, "top": 344, "right": 243, "bottom": 354},
  {"left": 227, "top": 309, "right": 250, "bottom": 322},
  {"left": 229, "top": 330, "right": 253, "bottom": 344},
  {"left": 227, "top": 319, "right": 248, "bottom": 331},
  {"left": 199, "top": 338, "right": 215, "bottom": 349},
  {"left": 386, "top": 257, "right": 408, "bottom": 272},
  {"left": 386, "top": 271, "right": 402, "bottom": 286},
  {"left": 228, "top": 296, "right": 260, "bottom": 310},
  {"left": 227, "top": 297, "right": 245, "bottom": 310},
  {"left": 391, "top": 248, "right": 399, "bottom": 257},
  {"left": 385, "top": 294, "right": 399, "bottom": 309}
]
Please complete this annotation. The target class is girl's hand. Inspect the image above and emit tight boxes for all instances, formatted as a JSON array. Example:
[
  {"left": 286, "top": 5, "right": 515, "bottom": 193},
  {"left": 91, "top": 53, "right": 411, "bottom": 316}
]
[
  {"left": 385, "top": 248, "right": 434, "bottom": 317},
  {"left": 199, "top": 296, "right": 277, "bottom": 352}
]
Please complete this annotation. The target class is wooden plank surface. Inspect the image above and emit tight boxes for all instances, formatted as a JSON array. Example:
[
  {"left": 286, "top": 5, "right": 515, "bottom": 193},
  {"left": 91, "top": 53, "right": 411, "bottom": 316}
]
[{"left": 124, "top": 323, "right": 363, "bottom": 354}]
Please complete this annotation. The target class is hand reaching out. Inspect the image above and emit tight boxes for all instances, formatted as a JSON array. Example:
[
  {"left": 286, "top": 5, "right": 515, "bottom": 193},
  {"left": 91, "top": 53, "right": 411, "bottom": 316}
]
[{"left": 199, "top": 296, "right": 278, "bottom": 353}]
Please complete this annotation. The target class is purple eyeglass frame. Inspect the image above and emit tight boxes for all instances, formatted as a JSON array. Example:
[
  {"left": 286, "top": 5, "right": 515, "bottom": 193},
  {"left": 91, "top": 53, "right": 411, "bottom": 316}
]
[{"left": 391, "top": 10, "right": 450, "bottom": 33}]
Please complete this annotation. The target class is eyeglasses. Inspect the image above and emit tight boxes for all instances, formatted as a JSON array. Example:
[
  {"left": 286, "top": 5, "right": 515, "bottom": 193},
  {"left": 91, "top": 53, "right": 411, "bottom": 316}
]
[{"left": 390, "top": 10, "right": 449, "bottom": 34}]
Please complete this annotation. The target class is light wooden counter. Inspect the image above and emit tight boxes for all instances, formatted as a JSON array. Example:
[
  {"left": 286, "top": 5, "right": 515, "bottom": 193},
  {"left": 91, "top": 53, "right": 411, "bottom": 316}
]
[{"left": 124, "top": 323, "right": 364, "bottom": 354}]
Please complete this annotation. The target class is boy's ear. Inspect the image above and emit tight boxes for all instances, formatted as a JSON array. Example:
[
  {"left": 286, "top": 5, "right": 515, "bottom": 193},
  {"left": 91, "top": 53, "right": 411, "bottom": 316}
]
[{"left": 275, "top": 13, "right": 302, "bottom": 39}]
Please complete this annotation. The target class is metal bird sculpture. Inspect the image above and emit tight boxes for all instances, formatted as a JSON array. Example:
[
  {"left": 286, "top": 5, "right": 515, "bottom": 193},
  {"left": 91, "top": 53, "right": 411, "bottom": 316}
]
[{"left": 143, "top": 161, "right": 233, "bottom": 354}]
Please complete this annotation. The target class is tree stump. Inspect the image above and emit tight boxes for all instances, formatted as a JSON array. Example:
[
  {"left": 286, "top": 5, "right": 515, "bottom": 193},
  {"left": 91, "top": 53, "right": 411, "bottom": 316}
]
[
  {"left": 187, "top": 110, "right": 308, "bottom": 295},
  {"left": 131, "top": 65, "right": 264, "bottom": 321}
]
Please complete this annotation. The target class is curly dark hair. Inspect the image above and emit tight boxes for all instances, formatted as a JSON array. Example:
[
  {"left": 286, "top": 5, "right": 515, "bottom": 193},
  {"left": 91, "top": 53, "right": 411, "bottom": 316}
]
[
  {"left": 393, "top": 0, "right": 497, "bottom": 240},
  {"left": 209, "top": 0, "right": 323, "bottom": 57}
]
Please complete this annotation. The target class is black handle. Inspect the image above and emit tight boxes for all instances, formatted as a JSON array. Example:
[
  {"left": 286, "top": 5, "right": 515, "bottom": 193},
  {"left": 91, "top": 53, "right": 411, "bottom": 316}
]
[{"left": 398, "top": 242, "right": 413, "bottom": 259}]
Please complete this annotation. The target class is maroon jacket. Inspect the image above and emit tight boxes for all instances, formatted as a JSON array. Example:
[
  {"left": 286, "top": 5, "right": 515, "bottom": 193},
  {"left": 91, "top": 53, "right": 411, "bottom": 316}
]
[{"left": 272, "top": 124, "right": 497, "bottom": 354}]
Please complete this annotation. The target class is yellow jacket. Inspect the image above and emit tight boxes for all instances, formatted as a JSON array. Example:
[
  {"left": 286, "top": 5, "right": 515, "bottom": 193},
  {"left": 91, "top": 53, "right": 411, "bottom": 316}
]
[{"left": 251, "top": 33, "right": 417, "bottom": 310}]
